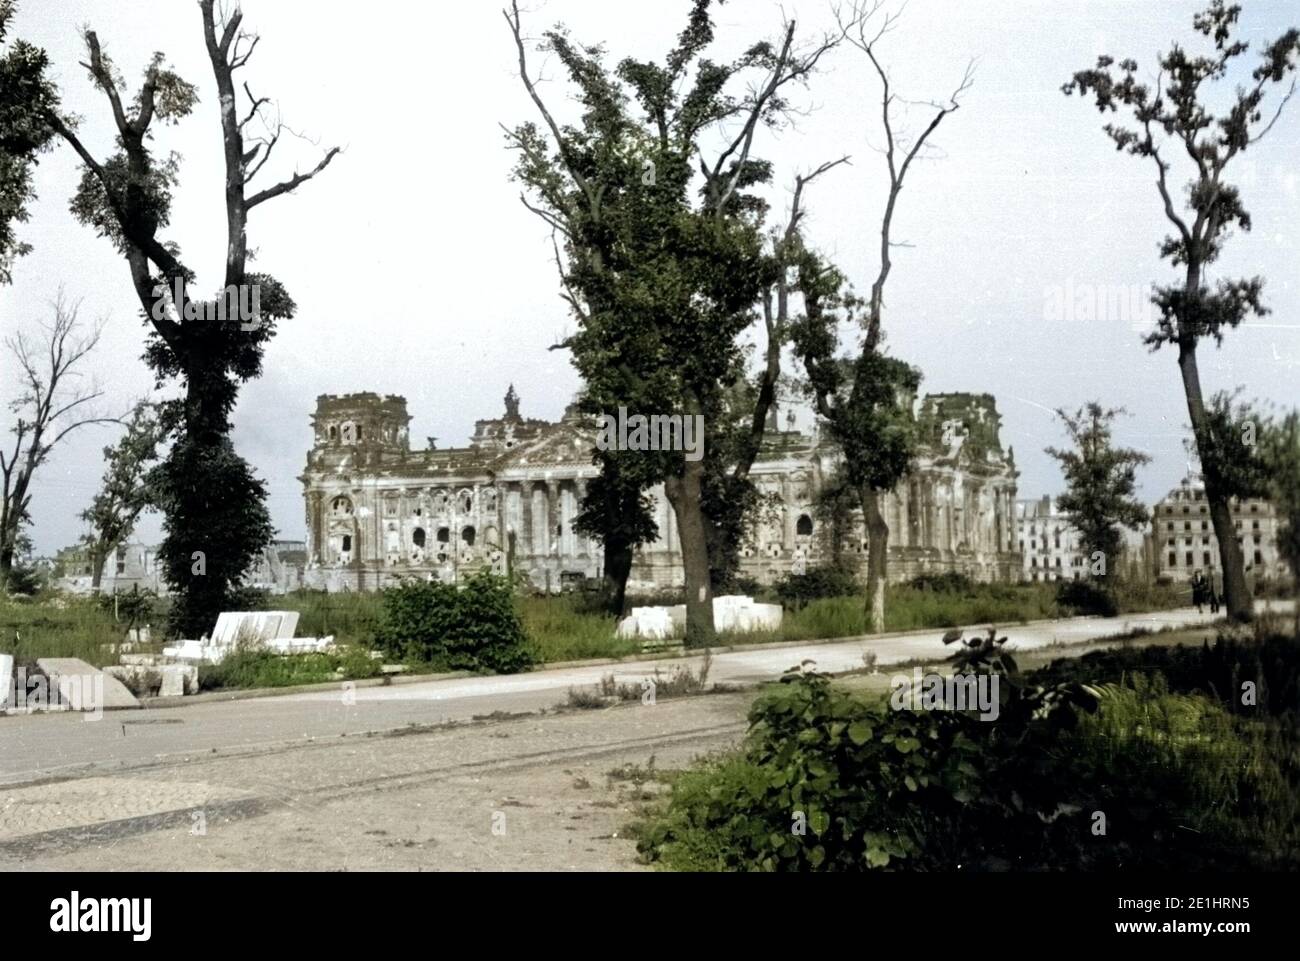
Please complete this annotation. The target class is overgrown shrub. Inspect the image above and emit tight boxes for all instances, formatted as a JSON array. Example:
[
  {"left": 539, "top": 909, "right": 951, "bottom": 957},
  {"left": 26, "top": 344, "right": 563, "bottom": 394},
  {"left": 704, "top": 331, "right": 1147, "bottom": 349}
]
[
  {"left": 374, "top": 572, "right": 534, "bottom": 674},
  {"left": 94, "top": 586, "right": 159, "bottom": 632},
  {"left": 1055, "top": 578, "right": 1118, "bottom": 617},
  {"left": 637, "top": 630, "right": 1300, "bottom": 871},
  {"left": 908, "top": 571, "right": 976, "bottom": 594},
  {"left": 773, "top": 565, "right": 859, "bottom": 608},
  {"left": 1031, "top": 629, "right": 1300, "bottom": 718}
]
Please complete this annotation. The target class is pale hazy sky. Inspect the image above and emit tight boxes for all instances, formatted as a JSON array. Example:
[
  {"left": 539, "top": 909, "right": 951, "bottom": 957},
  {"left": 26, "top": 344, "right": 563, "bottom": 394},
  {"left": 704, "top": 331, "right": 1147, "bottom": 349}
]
[{"left": 3, "top": 0, "right": 1298, "bottom": 555}]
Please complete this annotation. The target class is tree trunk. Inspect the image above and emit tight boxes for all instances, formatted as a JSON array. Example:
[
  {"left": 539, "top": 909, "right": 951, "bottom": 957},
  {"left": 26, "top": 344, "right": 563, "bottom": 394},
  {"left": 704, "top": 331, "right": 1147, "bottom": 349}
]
[
  {"left": 861, "top": 487, "right": 889, "bottom": 633},
  {"left": 664, "top": 459, "right": 715, "bottom": 647},
  {"left": 603, "top": 538, "right": 634, "bottom": 617},
  {"left": 90, "top": 547, "right": 105, "bottom": 591},
  {"left": 1178, "top": 342, "right": 1252, "bottom": 621},
  {"left": 0, "top": 546, "right": 13, "bottom": 594}
]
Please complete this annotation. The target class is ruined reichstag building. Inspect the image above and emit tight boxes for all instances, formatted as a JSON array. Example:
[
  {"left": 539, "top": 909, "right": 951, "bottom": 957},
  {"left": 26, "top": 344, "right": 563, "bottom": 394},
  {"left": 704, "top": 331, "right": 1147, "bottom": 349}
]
[{"left": 300, "top": 387, "right": 1022, "bottom": 592}]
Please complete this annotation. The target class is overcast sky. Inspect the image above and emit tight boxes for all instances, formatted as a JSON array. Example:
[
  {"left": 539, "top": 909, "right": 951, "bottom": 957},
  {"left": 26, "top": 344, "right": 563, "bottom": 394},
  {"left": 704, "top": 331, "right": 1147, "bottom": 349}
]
[{"left": 4, "top": 0, "right": 1298, "bottom": 556}]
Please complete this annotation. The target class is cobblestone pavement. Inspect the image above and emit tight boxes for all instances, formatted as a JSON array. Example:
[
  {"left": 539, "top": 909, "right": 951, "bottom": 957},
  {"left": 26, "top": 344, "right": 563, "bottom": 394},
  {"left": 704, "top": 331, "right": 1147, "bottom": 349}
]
[{"left": 0, "top": 693, "right": 750, "bottom": 871}]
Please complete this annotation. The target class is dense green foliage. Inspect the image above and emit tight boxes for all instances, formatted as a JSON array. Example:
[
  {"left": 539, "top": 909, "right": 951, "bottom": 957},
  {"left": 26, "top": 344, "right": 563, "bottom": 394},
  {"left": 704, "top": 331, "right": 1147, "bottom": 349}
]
[
  {"left": 79, "top": 402, "right": 163, "bottom": 588},
  {"left": 1044, "top": 403, "right": 1150, "bottom": 588},
  {"left": 0, "top": 0, "right": 57, "bottom": 284},
  {"left": 908, "top": 571, "right": 975, "bottom": 594},
  {"left": 504, "top": 0, "right": 850, "bottom": 644},
  {"left": 773, "top": 565, "right": 860, "bottom": 609},
  {"left": 638, "top": 628, "right": 1300, "bottom": 870},
  {"left": 375, "top": 573, "right": 535, "bottom": 674},
  {"left": 1055, "top": 578, "right": 1119, "bottom": 618}
]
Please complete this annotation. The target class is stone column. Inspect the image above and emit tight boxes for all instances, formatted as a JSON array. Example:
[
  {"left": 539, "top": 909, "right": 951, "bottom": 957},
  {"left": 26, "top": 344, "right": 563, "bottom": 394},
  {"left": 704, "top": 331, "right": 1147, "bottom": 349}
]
[
  {"left": 781, "top": 477, "right": 794, "bottom": 552},
  {"left": 545, "top": 480, "right": 560, "bottom": 555},
  {"left": 924, "top": 478, "right": 937, "bottom": 549},
  {"left": 307, "top": 491, "right": 322, "bottom": 561},
  {"left": 519, "top": 481, "right": 533, "bottom": 558},
  {"left": 574, "top": 477, "right": 589, "bottom": 559}
]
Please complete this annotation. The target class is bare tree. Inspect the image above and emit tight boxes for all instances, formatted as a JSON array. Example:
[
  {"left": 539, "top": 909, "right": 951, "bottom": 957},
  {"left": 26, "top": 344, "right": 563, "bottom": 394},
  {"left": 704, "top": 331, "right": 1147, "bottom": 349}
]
[
  {"left": 0, "top": 289, "right": 114, "bottom": 592},
  {"left": 796, "top": 1, "right": 972, "bottom": 631}
]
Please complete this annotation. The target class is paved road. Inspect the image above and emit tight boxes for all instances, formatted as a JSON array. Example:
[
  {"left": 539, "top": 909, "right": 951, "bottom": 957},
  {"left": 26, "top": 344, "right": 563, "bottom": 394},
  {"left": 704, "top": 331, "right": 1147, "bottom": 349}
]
[{"left": 3, "top": 601, "right": 1283, "bottom": 788}]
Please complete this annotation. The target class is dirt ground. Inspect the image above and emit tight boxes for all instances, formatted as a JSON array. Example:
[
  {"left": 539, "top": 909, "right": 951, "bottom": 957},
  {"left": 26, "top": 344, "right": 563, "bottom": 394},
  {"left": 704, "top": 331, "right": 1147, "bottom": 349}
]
[{"left": 0, "top": 692, "right": 751, "bottom": 871}]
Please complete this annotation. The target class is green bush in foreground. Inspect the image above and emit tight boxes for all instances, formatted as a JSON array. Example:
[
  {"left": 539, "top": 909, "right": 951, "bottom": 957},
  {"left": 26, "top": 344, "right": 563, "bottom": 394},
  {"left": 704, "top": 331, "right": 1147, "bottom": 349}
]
[
  {"left": 636, "top": 631, "right": 1300, "bottom": 871},
  {"left": 374, "top": 572, "right": 534, "bottom": 673}
]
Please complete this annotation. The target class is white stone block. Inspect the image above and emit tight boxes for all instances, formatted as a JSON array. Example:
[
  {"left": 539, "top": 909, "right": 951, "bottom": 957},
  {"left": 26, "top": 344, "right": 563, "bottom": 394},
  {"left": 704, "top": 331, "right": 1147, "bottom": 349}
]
[
  {"left": 159, "top": 665, "right": 187, "bottom": 697},
  {"left": 0, "top": 653, "right": 13, "bottom": 709},
  {"left": 615, "top": 606, "right": 677, "bottom": 640}
]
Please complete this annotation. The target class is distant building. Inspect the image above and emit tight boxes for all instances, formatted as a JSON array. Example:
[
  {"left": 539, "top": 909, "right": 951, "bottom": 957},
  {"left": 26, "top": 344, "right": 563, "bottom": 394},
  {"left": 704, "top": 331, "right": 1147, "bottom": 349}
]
[
  {"left": 299, "top": 388, "right": 1024, "bottom": 593},
  {"left": 246, "top": 541, "right": 308, "bottom": 594},
  {"left": 1152, "top": 472, "right": 1287, "bottom": 585},
  {"left": 1015, "top": 495, "right": 1149, "bottom": 583},
  {"left": 1015, "top": 496, "right": 1087, "bottom": 582},
  {"left": 54, "top": 542, "right": 165, "bottom": 595},
  {"left": 53, "top": 540, "right": 307, "bottom": 596}
]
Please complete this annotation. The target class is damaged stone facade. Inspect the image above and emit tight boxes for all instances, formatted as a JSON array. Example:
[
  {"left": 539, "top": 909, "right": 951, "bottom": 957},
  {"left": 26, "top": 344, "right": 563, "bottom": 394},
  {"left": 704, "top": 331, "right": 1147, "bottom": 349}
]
[{"left": 299, "top": 388, "right": 1022, "bottom": 592}]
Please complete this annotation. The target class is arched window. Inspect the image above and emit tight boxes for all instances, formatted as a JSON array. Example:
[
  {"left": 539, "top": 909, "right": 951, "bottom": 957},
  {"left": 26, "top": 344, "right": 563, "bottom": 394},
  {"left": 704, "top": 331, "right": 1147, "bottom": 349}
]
[
  {"left": 437, "top": 527, "right": 450, "bottom": 544},
  {"left": 796, "top": 515, "right": 813, "bottom": 537},
  {"left": 341, "top": 534, "right": 352, "bottom": 553},
  {"left": 356, "top": 424, "right": 363, "bottom": 442},
  {"left": 331, "top": 496, "right": 353, "bottom": 517},
  {"left": 461, "top": 492, "right": 473, "bottom": 514},
  {"left": 413, "top": 528, "right": 426, "bottom": 548},
  {"left": 328, "top": 425, "right": 337, "bottom": 441},
  {"left": 462, "top": 526, "right": 476, "bottom": 547}
]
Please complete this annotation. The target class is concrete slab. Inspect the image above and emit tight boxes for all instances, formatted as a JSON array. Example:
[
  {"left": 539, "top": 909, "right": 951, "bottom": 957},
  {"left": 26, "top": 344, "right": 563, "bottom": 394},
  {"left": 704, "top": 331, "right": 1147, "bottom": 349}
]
[
  {"left": 34, "top": 658, "right": 139, "bottom": 710},
  {"left": 211, "top": 610, "right": 301, "bottom": 647}
]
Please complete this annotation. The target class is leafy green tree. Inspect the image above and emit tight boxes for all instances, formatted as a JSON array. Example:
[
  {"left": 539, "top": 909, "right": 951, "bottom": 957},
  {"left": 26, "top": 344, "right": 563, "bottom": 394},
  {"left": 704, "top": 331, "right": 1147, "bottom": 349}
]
[
  {"left": 1200, "top": 394, "right": 1300, "bottom": 606},
  {"left": 1063, "top": 0, "right": 1300, "bottom": 620},
  {"left": 1044, "top": 403, "right": 1150, "bottom": 589},
  {"left": 43, "top": 2, "right": 338, "bottom": 636},
  {"left": 79, "top": 401, "right": 164, "bottom": 591},
  {"left": 1199, "top": 390, "right": 1272, "bottom": 503},
  {"left": 504, "top": 0, "right": 850, "bottom": 644},
  {"left": 1258, "top": 411, "right": 1300, "bottom": 607},
  {"left": 572, "top": 455, "right": 658, "bottom": 615},
  {"left": 0, "top": 0, "right": 58, "bottom": 284}
]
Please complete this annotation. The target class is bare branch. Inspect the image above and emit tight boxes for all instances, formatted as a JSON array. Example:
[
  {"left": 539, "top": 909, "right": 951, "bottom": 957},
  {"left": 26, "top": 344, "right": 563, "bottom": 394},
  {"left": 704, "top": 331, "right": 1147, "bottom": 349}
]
[{"left": 245, "top": 146, "right": 341, "bottom": 210}]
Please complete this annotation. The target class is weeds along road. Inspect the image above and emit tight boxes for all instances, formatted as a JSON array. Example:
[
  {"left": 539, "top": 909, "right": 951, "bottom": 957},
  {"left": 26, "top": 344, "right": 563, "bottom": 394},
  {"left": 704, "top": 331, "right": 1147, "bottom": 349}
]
[{"left": 0, "top": 602, "right": 1285, "bottom": 870}]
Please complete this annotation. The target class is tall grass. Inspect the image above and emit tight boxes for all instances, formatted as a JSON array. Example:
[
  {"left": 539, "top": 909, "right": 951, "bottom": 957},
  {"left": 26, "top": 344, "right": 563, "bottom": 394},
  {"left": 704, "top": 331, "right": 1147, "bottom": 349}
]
[
  {"left": 278, "top": 590, "right": 383, "bottom": 645},
  {"left": 0, "top": 595, "right": 133, "bottom": 667},
  {"left": 718, "top": 584, "right": 1063, "bottom": 646},
  {"left": 4, "top": 573, "right": 1196, "bottom": 674},
  {"left": 519, "top": 594, "right": 636, "bottom": 662}
]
